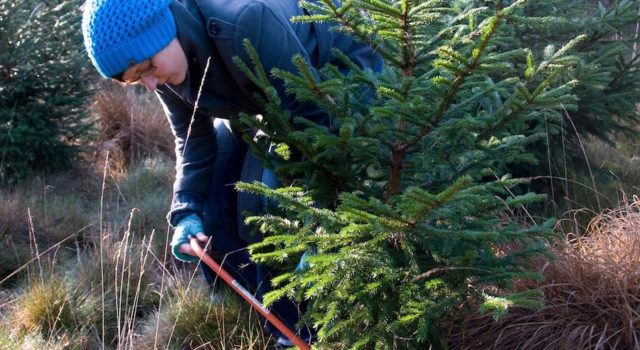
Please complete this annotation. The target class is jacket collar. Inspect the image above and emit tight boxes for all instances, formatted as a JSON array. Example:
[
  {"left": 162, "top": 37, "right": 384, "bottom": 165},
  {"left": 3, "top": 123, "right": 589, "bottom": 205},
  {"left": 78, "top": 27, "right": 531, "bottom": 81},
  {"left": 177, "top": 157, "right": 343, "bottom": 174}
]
[{"left": 167, "top": 1, "right": 213, "bottom": 100}]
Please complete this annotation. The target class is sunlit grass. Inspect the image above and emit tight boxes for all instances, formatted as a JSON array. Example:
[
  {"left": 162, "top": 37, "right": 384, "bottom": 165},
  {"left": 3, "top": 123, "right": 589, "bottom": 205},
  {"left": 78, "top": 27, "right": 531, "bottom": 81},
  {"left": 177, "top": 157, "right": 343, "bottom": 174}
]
[
  {"left": 135, "top": 272, "right": 273, "bottom": 349},
  {"left": 11, "top": 272, "right": 100, "bottom": 349}
]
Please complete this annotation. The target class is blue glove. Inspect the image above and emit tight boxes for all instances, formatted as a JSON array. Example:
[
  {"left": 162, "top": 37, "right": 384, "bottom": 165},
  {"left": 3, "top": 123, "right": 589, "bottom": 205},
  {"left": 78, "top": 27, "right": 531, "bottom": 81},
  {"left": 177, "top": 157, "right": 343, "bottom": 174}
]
[
  {"left": 295, "top": 251, "right": 311, "bottom": 272},
  {"left": 171, "top": 213, "right": 207, "bottom": 262}
]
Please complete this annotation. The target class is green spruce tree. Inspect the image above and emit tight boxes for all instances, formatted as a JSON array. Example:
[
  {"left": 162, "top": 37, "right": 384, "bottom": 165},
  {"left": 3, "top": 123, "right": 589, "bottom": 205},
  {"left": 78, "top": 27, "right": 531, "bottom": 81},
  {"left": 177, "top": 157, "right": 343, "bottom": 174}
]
[
  {"left": 499, "top": 0, "right": 640, "bottom": 211},
  {"left": 234, "top": 0, "right": 585, "bottom": 347},
  {"left": 0, "top": 0, "right": 94, "bottom": 183}
]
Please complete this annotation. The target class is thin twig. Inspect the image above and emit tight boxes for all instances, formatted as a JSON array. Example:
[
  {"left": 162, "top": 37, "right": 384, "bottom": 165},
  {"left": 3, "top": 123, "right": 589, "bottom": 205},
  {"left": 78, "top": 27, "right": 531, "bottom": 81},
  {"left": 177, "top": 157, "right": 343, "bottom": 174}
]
[
  {"left": 27, "top": 207, "right": 43, "bottom": 284},
  {"left": 100, "top": 151, "right": 109, "bottom": 348},
  {"left": 167, "top": 57, "right": 212, "bottom": 348},
  {"left": 153, "top": 223, "right": 172, "bottom": 350},
  {"left": 562, "top": 106, "right": 601, "bottom": 211}
]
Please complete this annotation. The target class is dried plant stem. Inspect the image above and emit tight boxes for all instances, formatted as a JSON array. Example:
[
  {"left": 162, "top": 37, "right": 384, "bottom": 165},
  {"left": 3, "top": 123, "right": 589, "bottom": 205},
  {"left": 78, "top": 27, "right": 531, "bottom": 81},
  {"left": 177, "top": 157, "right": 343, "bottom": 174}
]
[
  {"left": 181, "top": 56, "right": 212, "bottom": 159},
  {"left": 633, "top": 4, "right": 640, "bottom": 60},
  {"left": 100, "top": 151, "right": 109, "bottom": 348},
  {"left": 0, "top": 103, "right": 16, "bottom": 176},
  {"left": 165, "top": 238, "right": 213, "bottom": 349},
  {"left": 46, "top": 295, "right": 69, "bottom": 348},
  {"left": 545, "top": 116, "right": 556, "bottom": 212},
  {"left": 116, "top": 209, "right": 135, "bottom": 349},
  {"left": 167, "top": 56, "right": 212, "bottom": 348},
  {"left": 27, "top": 207, "right": 43, "bottom": 284},
  {"left": 154, "top": 224, "right": 172, "bottom": 350},
  {"left": 563, "top": 106, "right": 601, "bottom": 211},
  {"left": 123, "top": 231, "right": 155, "bottom": 349}
]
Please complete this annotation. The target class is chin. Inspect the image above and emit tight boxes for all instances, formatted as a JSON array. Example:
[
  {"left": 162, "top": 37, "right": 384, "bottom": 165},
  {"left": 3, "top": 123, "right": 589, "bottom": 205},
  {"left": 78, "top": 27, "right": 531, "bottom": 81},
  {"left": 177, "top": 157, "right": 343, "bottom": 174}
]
[{"left": 174, "top": 73, "right": 186, "bottom": 85}]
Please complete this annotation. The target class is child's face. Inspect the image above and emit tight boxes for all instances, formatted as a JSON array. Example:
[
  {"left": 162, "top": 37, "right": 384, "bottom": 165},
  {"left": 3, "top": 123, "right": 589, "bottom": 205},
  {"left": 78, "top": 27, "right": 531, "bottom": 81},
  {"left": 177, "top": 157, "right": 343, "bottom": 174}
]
[{"left": 118, "top": 37, "right": 187, "bottom": 91}]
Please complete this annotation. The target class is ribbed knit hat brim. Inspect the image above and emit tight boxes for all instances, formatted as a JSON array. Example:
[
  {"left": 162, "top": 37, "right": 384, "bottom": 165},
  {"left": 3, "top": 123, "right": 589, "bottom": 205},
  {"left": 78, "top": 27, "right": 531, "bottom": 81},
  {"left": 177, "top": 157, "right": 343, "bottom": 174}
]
[{"left": 82, "top": 0, "right": 177, "bottom": 79}]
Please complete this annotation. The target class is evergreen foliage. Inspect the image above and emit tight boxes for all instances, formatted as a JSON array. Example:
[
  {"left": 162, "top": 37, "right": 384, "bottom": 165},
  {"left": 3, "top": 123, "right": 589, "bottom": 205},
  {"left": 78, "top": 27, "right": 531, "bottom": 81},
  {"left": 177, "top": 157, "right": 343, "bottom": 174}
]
[
  {"left": 0, "top": 0, "right": 94, "bottom": 183},
  {"left": 501, "top": 0, "right": 640, "bottom": 207},
  {"left": 232, "top": 0, "right": 588, "bottom": 347},
  {"left": 517, "top": 0, "right": 640, "bottom": 142}
]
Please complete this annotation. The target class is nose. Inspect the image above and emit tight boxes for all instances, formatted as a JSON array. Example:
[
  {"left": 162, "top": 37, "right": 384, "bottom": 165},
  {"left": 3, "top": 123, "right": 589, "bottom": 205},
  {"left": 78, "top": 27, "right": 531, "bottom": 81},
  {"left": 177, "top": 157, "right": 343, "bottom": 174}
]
[{"left": 140, "top": 76, "right": 158, "bottom": 91}]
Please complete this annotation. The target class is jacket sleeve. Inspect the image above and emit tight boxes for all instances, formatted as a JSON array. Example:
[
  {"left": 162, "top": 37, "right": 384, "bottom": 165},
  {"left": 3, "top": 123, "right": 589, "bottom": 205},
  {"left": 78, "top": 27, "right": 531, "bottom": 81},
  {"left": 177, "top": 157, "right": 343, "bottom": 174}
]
[{"left": 156, "top": 89, "right": 216, "bottom": 226}]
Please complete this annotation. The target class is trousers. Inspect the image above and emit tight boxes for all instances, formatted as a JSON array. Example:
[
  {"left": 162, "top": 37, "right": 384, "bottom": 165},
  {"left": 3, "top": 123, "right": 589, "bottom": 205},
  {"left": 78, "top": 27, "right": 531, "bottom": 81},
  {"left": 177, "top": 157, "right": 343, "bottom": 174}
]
[{"left": 199, "top": 119, "right": 313, "bottom": 341}]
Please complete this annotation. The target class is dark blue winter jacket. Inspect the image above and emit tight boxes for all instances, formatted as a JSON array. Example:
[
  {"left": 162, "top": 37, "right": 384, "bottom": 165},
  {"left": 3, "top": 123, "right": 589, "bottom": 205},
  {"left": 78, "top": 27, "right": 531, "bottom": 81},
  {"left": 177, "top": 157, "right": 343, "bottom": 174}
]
[{"left": 158, "top": 0, "right": 382, "bottom": 226}]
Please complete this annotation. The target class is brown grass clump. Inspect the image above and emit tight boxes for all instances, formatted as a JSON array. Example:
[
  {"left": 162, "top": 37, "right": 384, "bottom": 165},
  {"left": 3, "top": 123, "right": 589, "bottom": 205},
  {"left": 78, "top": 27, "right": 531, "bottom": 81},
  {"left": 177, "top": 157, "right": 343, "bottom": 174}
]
[
  {"left": 92, "top": 82, "right": 175, "bottom": 173},
  {"left": 447, "top": 196, "right": 640, "bottom": 350}
]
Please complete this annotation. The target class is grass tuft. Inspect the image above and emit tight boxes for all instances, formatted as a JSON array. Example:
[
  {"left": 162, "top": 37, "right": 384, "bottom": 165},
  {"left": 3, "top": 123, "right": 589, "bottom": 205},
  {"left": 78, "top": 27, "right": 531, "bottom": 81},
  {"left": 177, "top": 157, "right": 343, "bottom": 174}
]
[
  {"left": 12, "top": 273, "right": 98, "bottom": 347},
  {"left": 135, "top": 271, "right": 273, "bottom": 350},
  {"left": 72, "top": 221, "right": 162, "bottom": 347}
]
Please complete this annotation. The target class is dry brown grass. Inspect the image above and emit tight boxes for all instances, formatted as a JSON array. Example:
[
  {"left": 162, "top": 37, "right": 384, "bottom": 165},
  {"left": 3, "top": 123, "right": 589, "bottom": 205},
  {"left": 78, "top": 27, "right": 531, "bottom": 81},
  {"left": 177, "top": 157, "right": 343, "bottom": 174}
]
[
  {"left": 92, "top": 82, "right": 175, "bottom": 173},
  {"left": 447, "top": 196, "right": 640, "bottom": 350}
]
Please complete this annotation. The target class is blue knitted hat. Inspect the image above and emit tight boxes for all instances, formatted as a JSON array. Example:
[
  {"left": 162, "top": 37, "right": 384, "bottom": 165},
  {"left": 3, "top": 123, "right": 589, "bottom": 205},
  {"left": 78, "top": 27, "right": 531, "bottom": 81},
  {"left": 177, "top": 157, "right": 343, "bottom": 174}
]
[{"left": 82, "top": 0, "right": 177, "bottom": 78}]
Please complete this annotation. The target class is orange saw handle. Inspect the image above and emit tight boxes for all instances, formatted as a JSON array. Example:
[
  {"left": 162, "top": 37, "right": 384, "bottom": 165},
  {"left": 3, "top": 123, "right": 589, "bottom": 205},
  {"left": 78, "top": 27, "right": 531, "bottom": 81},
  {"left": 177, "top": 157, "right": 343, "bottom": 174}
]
[{"left": 189, "top": 237, "right": 311, "bottom": 350}]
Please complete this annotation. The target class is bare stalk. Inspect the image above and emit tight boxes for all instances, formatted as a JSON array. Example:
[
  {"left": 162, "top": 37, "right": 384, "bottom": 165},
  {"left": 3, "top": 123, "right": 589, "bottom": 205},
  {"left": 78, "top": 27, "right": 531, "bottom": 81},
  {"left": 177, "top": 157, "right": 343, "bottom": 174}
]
[
  {"left": 167, "top": 56, "right": 212, "bottom": 348},
  {"left": 125, "top": 231, "right": 155, "bottom": 349},
  {"left": 634, "top": 4, "right": 640, "bottom": 60},
  {"left": 100, "top": 151, "right": 109, "bottom": 348},
  {"left": 153, "top": 224, "right": 172, "bottom": 349},
  {"left": 563, "top": 106, "right": 601, "bottom": 211},
  {"left": 181, "top": 57, "right": 212, "bottom": 159},
  {"left": 27, "top": 207, "right": 43, "bottom": 284},
  {"left": 46, "top": 296, "right": 69, "bottom": 348},
  {"left": 0, "top": 223, "right": 94, "bottom": 287},
  {"left": 116, "top": 209, "right": 135, "bottom": 349}
]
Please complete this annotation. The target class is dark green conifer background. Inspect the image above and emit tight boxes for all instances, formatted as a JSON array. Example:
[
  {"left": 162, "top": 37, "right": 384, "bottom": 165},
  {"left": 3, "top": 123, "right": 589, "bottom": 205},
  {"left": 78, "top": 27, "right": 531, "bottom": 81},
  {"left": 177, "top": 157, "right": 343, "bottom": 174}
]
[{"left": 0, "top": 0, "right": 94, "bottom": 183}]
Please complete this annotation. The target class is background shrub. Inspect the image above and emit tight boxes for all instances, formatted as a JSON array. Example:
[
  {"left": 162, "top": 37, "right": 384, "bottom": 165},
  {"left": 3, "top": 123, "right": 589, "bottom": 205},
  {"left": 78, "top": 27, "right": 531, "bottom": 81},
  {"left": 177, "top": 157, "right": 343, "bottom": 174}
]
[
  {"left": 505, "top": 0, "right": 640, "bottom": 214},
  {"left": 0, "top": 0, "right": 95, "bottom": 183}
]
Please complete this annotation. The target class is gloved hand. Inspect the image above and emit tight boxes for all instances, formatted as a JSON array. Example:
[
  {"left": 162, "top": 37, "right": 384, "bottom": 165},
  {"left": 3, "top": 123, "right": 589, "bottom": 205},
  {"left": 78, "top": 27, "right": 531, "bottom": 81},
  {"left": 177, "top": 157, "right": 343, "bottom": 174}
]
[
  {"left": 170, "top": 213, "right": 209, "bottom": 262},
  {"left": 295, "top": 251, "right": 311, "bottom": 272}
]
